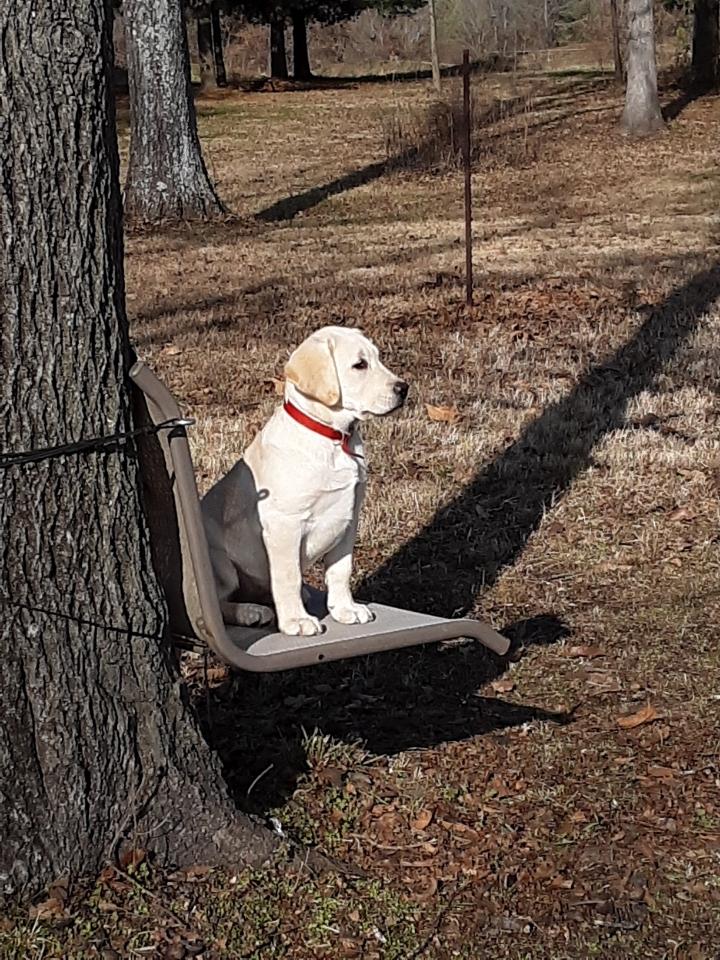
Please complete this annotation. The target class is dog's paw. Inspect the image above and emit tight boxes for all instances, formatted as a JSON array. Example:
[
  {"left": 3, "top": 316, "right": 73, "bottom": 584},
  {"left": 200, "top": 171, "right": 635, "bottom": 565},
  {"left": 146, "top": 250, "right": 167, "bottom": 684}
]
[
  {"left": 222, "top": 602, "right": 274, "bottom": 627},
  {"left": 329, "top": 603, "right": 374, "bottom": 625},
  {"left": 279, "top": 615, "right": 324, "bottom": 637}
]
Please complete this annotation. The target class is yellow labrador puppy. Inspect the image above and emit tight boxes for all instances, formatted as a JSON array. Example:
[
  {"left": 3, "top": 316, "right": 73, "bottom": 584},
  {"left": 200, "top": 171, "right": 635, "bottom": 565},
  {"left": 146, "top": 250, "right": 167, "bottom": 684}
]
[{"left": 201, "top": 326, "right": 409, "bottom": 636}]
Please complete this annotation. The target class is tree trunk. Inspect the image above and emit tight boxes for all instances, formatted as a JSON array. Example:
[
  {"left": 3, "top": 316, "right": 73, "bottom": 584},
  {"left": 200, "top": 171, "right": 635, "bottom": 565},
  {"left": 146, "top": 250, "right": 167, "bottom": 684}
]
[
  {"left": 692, "top": 0, "right": 720, "bottom": 89},
  {"left": 428, "top": 0, "right": 441, "bottom": 93},
  {"left": 196, "top": 7, "right": 214, "bottom": 89},
  {"left": 123, "top": 0, "right": 226, "bottom": 222},
  {"left": 211, "top": 3, "right": 228, "bottom": 87},
  {"left": 0, "top": 0, "right": 275, "bottom": 901},
  {"left": 610, "top": 0, "right": 625, "bottom": 83},
  {"left": 620, "top": 0, "right": 664, "bottom": 136},
  {"left": 292, "top": 10, "right": 313, "bottom": 81},
  {"left": 269, "top": 15, "right": 289, "bottom": 79}
]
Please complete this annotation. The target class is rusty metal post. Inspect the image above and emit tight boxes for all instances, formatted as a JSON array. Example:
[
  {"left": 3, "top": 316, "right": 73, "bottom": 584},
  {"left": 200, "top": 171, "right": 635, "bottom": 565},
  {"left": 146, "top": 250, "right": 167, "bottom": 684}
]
[{"left": 462, "top": 49, "right": 473, "bottom": 307}]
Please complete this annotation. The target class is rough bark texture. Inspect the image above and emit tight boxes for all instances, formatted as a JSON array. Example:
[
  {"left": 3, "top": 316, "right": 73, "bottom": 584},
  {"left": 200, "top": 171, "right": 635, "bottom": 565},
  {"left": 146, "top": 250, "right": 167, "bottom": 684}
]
[
  {"left": 620, "top": 0, "right": 664, "bottom": 136},
  {"left": 123, "top": 0, "right": 226, "bottom": 222},
  {"left": 692, "top": 0, "right": 720, "bottom": 89},
  {"left": 196, "top": 8, "right": 214, "bottom": 89},
  {"left": 292, "top": 11, "right": 312, "bottom": 81},
  {"left": 211, "top": 4, "right": 228, "bottom": 87},
  {"left": 0, "top": 0, "right": 275, "bottom": 901},
  {"left": 269, "top": 16, "right": 289, "bottom": 79}
]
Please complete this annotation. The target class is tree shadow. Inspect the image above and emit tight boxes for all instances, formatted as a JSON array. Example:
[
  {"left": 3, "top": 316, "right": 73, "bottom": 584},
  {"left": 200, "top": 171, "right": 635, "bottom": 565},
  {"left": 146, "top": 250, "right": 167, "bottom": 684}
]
[
  {"left": 254, "top": 75, "right": 614, "bottom": 224},
  {"left": 662, "top": 84, "right": 710, "bottom": 121},
  {"left": 359, "top": 265, "right": 720, "bottom": 615},
  {"left": 256, "top": 159, "right": 391, "bottom": 223},
  {"left": 206, "top": 612, "right": 570, "bottom": 815},
  {"left": 201, "top": 262, "right": 719, "bottom": 815}
]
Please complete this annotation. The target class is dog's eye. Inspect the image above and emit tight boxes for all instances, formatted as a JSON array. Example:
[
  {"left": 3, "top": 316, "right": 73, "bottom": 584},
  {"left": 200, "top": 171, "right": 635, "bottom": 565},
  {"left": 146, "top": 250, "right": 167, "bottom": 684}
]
[{"left": 352, "top": 359, "right": 368, "bottom": 370}]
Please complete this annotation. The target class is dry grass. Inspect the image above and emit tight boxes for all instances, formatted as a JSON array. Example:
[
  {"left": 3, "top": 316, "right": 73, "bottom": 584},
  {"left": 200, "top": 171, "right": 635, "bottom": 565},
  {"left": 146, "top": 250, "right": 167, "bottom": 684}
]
[{"left": 7, "top": 70, "right": 720, "bottom": 959}]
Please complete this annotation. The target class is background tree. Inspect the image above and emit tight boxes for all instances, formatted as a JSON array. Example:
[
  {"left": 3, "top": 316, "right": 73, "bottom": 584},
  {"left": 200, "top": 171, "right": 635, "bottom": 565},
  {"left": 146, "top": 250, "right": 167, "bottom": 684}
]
[
  {"left": 1, "top": 0, "right": 275, "bottom": 898},
  {"left": 212, "top": 2, "right": 230, "bottom": 84},
  {"left": 197, "top": 5, "right": 216, "bottom": 86},
  {"left": 610, "top": 0, "right": 625, "bottom": 82},
  {"left": 428, "top": 0, "right": 441, "bottom": 91},
  {"left": 195, "top": 2, "right": 229, "bottom": 87},
  {"left": 691, "top": 0, "right": 719, "bottom": 87},
  {"left": 124, "top": 0, "right": 226, "bottom": 221},
  {"left": 270, "top": 11, "right": 291, "bottom": 76},
  {"left": 620, "top": 0, "right": 665, "bottom": 135}
]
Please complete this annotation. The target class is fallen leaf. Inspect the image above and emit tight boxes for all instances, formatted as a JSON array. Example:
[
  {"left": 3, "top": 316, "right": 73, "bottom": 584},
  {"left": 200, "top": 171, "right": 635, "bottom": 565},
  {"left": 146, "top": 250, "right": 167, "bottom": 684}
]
[
  {"left": 562, "top": 645, "right": 605, "bottom": 659},
  {"left": 491, "top": 678, "right": 515, "bottom": 693},
  {"left": 409, "top": 876, "right": 438, "bottom": 901},
  {"left": 617, "top": 704, "right": 662, "bottom": 730},
  {"left": 647, "top": 765, "right": 676, "bottom": 779},
  {"left": 550, "top": 876, "right": 573, "bottom": 890},
  {"left": 425, "top": 403, "right": 459, "bottom": 423},
  {"left": 410, "top": 808, "right": 434, "bottom": 832},
  {"left": 637, "top": 412, "right": 661, "bottom": 427},
  {"left": 29, "top": 898, "right": 66, "bottom": 921},
  {"left": 163, "top": 345, "right": 181, "bottom": 356},
  {"left": 317, "top": 766, "right": 343, "bottom": 788},
  {"left": 96, "top": 898, "right": 121, "bottom": 913},
  {"left": 119, "top": 848, "right": 146, "bottom": 870},
  {"left": 668, "top": 506, "right": 697, "bottom": 522},
  {"left": 272, "top": 377, "right": 285, "bottom": 395}
]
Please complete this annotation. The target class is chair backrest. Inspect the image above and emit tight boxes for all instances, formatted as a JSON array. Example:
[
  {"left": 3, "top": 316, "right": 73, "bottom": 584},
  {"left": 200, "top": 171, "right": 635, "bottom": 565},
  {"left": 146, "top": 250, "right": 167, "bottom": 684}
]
[{"left": 130, "top": 361, "right": 229, "bottom": 656}]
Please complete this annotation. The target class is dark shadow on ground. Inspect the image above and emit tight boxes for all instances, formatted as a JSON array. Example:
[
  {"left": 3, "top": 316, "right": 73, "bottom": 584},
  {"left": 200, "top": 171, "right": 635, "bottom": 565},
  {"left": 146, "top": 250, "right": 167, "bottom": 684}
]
[
  {"left": 254, "top": 75, "right": 613, "bottom": 224},
  {"left": 359, "top": 265, "right": 720, "bottom": 615},
  {"left": 662, "top": 82, "right": 712, "bottom": 122},
  {"left": 205, "top": 612, "right": 570, "bottom": 815},
  {"left": 200, "top": 263, "right": 719, "bottom": 815}
]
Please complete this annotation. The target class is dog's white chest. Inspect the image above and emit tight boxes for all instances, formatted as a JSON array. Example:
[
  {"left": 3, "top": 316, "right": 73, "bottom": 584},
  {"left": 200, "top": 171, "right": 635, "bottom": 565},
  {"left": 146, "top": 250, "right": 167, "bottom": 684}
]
[
  {"left": 247, "top": 414, "right": 364, "bottom": 568},
  {"left": 301, "top": 473, "right": 359, "bottom": 566}
]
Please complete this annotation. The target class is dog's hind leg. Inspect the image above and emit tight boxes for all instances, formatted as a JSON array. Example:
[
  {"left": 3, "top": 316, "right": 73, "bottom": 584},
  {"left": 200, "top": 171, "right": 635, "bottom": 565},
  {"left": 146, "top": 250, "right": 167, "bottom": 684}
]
[
  {"left": 220, "top": 600, "right": 274, "bottom": 627},
  {"left": 209, "top": 547, "right": 274, "bottom": 627}
]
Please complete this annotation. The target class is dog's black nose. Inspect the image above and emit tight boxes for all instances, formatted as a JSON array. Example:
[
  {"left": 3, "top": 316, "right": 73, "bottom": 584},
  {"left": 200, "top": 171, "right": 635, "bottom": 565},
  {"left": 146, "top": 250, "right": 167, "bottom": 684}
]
[{"left": 394, "top": 380, "right": 409, "bottom": 401}]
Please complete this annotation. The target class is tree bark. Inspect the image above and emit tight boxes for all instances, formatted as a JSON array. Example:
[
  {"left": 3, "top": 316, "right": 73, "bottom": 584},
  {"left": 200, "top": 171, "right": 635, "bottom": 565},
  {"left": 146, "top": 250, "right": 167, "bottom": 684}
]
[
  {"left": 211, "top": 3, "right": 228, "bottom": 87},
  {"left": 123, "top": 0, "right": 226, "bottom": 222},
  {"left": 0, "top": 0, "right": 275, "bottom": 901},
  {"left": 428, "top": 0, "right": 441, "bottom": 93},
  {"left": 620, "top": 0, "right": 664, "bottom": 136},
  {"left": 269, "top": 15, "right": 289, "bottom": 79},
  {"left": 292, "top": 10, "right": 313, "bottom": 81},
  {"left": 692, "top": 0, "right": 720, "bottom": 89},
  {"left": 196, "top": 7, "right": 215, "bottom": 90},
  {"left": 610, "top": 0, "right": 625, "bottom": 83}
]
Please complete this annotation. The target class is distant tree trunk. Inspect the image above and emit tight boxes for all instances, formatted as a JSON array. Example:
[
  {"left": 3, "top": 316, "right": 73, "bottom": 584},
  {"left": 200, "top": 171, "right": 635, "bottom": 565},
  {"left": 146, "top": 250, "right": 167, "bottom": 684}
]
[
  {"left": 692, "top": 0, "right": 720, "bottom": 88},
  {"left": 0, "top": 0, "right": 276, "bottom": 900},
  {"left": 124, "top": 0, "right": 226, "bottom": 222},
  {"left": 196, "top": 7, "right": 214, "bottom": 89},
  {"left": 620, "top": 0, "right": 664, "bottom": 136},
  {"left": 211, "top": 3, "right": 228, "bottom": 87},
  {"left": 292, "top": 10, "right": 313, "bottom": 81},
  {"left": 428, "top": 0, "right": 441, "bottom": 93},
  {"left": 610, "top": 0, "right": 625, "bottom": 82},
  {"left": 269, "top": 15, "right": 289, "bottom": 79}
]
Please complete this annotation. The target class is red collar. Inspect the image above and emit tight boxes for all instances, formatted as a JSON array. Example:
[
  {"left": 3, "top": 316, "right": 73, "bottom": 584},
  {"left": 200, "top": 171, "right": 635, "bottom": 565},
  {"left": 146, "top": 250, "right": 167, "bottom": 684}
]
[{"left": 283, "top": 400, "right": 363, "bottom": 459}]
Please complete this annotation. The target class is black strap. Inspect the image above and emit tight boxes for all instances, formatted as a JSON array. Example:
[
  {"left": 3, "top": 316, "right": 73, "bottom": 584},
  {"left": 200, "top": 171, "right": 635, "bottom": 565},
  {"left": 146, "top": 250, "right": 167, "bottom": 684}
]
[{"left": 0, "top": 416, "right": 194, "bottom": 469}]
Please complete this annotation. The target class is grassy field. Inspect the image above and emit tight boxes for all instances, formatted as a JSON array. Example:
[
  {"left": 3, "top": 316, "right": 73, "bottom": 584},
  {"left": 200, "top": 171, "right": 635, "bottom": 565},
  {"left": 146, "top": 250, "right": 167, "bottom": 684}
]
[{"left": 4, "top": 66, "right": 720, "bottom": 959}]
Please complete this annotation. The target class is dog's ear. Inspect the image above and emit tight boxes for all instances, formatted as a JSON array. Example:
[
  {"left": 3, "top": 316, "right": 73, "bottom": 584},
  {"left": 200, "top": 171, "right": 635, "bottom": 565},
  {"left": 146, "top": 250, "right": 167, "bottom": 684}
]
[{"left": 284, "top": 336, "right": 340, "bottom": 407}]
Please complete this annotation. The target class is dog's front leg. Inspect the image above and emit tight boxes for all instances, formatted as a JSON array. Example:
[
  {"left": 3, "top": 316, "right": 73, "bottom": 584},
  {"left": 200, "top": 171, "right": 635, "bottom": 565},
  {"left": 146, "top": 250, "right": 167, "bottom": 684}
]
[
  {"left": 324, "top": 527, "right": 374, "bottom": 626},
  {"left": 262, "top": 521, "right": 322, "bottom": 636}
]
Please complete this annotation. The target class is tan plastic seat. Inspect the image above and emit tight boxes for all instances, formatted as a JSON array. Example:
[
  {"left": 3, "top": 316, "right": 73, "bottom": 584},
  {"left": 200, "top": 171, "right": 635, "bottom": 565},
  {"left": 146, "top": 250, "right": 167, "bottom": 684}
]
[{"left": 130, "top": 361, "right": 510, "bottom": 671}]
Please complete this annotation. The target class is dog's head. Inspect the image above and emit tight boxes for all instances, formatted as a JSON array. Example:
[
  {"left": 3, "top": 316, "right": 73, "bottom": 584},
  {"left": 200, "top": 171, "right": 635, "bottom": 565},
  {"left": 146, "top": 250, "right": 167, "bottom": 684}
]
[{"left": 284, "top": 326, "right": 408, "bottom": 420}]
